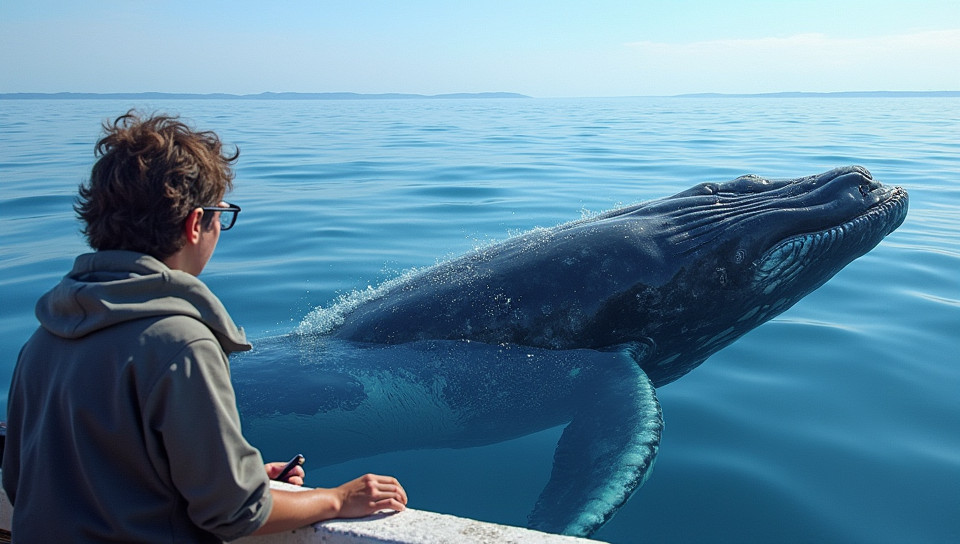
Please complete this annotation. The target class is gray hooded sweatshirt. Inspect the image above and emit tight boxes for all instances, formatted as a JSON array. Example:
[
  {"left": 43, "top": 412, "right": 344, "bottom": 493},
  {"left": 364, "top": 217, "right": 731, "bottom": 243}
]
[{"left": 2, "top": 251, "right": 273, "bottom": 543}]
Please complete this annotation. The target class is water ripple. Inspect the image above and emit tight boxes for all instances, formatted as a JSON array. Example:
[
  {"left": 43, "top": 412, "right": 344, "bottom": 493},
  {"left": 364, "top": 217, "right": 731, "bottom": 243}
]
[{"left": 2, "top": 97, "right": 958, "bottom": 544}]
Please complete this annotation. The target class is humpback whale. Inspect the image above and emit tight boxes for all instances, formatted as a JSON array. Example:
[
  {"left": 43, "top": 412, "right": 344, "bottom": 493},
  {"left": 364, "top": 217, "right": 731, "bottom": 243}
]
[{"left": 232, "top": 166, "right": 908, "bottom": 537}]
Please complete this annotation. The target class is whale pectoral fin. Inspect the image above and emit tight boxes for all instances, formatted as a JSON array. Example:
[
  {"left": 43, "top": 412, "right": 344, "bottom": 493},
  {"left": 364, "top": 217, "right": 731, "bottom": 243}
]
[{"left": 528, "top": 351, "right": 663, "bottom": 537}]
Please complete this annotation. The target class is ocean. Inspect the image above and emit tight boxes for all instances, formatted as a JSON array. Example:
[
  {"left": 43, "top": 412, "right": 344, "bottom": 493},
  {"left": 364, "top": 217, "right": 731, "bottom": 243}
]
[{"left": 1, "top": 97, "right": 957, "bottom": 543}]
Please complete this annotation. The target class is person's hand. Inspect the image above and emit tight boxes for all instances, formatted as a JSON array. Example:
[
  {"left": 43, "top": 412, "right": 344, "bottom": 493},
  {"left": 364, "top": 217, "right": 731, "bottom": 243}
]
[
  {"left": 334, "top": 474, "right": 408, "bottom": 518},
  {"left": 252, "top": 472, "right": 409, "bottom": 535},
  {"left": 265, "top": 461, "right": 305, "bottom": 486}
]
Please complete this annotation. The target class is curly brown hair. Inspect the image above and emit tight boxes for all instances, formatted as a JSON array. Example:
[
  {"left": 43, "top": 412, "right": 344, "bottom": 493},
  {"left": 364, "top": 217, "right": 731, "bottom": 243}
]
[{"left": 75, "top": 111, "right": 239, "bottom": 259}]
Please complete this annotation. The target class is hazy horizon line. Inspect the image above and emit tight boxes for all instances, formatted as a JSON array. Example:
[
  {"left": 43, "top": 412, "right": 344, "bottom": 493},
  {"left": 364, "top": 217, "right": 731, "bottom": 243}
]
[{"left": 2, "top": 90, "right": 959, "bottom": 100}]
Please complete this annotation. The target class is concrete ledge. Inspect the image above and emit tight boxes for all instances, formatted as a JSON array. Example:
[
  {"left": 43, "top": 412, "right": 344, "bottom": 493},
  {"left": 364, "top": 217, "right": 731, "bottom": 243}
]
[
  {"left": 1, "top": 479, "right": 603, "bottom": 543},
  {"left": 238, "top": 507, "right": 602, "bottom": 544}
]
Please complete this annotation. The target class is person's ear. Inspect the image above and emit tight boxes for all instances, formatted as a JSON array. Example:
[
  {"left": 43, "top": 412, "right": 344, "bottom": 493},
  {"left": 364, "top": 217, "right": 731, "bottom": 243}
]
[{"left": 183, "top": 208, "right": 204, "bottom": 245}]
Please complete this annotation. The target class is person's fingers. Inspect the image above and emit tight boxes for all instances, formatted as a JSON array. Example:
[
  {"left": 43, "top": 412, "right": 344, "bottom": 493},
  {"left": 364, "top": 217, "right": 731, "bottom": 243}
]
[
  {"left": 372, "top": 497, "right": 406, "bottom": 512},
  {"left": 264, "top": 461, "right": 305, "bottom": 483},
  {"left": 374, "top": 483, "right": 406, "bottom": 504},
  {"left": 370, "top": 476, "right": 407, "bottom": 503}
]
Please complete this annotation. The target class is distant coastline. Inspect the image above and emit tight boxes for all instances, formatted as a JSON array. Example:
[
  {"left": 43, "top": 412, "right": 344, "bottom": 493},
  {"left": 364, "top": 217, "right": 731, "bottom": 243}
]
[
  {"left": 0, "top": 91, "right": 530, "bottom": 100},
  {"left": 674, "top": 91, "right": 960, "bottom": 98},
  {"left": 1, "top": 91, "right": 957, "bottom": 100}
]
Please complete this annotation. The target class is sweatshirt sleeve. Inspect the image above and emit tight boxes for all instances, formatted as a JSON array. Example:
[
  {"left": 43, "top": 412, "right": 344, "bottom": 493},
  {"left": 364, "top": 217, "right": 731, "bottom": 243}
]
[{"left": 144, "top": 337, "right": 273, "bottom": 541}]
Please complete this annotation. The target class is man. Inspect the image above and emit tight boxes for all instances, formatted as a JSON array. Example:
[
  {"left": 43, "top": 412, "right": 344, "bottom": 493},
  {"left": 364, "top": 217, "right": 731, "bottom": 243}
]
[{"left": 2, "top": 111, "right": 407, "bottom": 542}]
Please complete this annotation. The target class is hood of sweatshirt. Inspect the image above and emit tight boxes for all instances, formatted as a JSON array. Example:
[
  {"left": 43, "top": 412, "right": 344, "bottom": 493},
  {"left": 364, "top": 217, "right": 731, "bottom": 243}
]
[{"left": 36, "top": 251, "right": 252, "bottom": 354}]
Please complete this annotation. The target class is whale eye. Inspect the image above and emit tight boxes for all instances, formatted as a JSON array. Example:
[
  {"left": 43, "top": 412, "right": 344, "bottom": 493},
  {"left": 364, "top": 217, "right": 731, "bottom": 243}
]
[{"left": 734, "top": 249, "right": 746, "bottom": 264}]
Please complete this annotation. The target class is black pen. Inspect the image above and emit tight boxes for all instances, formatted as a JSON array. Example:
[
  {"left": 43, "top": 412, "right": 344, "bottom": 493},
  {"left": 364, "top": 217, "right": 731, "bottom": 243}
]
[{"left": 274, "top": 453, "right": 305, "bottom": 482}]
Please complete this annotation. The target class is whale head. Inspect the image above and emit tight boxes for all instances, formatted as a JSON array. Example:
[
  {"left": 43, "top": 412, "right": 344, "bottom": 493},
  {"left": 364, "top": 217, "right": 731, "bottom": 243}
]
[{"left": 608, "top": 166, "right": 909, "bottom": 385}]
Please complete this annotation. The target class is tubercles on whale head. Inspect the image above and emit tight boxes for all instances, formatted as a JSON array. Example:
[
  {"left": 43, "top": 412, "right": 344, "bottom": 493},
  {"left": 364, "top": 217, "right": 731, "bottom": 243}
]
[
  {"left": 750, "top": 174, "right": 908, "bottom": 296},
  {"left": 660, "top": 167, "right": 906, "bottom": 281},
  {"left": 632, "top": 167, "right": 908, "bottom": 385}
]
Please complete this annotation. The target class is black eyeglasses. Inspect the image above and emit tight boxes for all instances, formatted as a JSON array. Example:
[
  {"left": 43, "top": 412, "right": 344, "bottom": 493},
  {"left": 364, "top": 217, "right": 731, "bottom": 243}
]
[{"left": 200, "top": 202, "right": 241, "bottom": 231}]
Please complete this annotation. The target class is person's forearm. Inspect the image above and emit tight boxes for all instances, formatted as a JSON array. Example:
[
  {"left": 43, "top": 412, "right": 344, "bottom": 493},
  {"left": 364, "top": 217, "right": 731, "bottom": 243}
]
[
  {"left": 252, "top": 473, "right": 407, "bottom": 535},
  {"left": 252, "top": 488, "right": 342, "bottom": 535}
]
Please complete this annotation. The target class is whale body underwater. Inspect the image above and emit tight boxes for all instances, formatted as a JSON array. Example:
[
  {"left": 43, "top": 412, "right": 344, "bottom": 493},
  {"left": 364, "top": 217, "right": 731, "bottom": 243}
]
[{"left": 232, "top": 166, "right": 908, "bottom": 537}]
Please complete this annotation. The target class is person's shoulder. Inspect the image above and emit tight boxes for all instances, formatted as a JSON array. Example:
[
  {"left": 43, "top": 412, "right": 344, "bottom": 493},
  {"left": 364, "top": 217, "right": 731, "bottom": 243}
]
[
  {"left": 141, "top": 313, "right": 221, "bottom": 346},
  {"left": 137, "top": 315, "right": 231, "bottom": 386}
]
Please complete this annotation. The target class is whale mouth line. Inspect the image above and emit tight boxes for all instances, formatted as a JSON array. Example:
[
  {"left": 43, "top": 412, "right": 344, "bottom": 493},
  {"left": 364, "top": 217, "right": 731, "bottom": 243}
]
[{"left": 756, "top": 186, "right": 908, "bottom": 275}]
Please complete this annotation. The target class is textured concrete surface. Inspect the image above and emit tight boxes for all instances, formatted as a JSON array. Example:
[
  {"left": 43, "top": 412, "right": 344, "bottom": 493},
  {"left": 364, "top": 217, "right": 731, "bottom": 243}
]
[
  {"left": 0, "top": 477, "right": 604, "bottom": 543},
  {"left": 238, "top": 508, "right": 603, "bottom": 544}
]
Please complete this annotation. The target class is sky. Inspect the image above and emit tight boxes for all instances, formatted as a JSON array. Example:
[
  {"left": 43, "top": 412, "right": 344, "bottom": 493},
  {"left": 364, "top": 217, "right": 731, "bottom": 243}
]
[{"left": 1, "top": 1, "right": 958, "bottom": 97}]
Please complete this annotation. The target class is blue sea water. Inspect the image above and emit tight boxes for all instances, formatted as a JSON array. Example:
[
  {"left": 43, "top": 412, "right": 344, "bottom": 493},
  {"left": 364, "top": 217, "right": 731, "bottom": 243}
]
[{"left": 1, "top": 97, "right": 957, "bottom": 543}]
